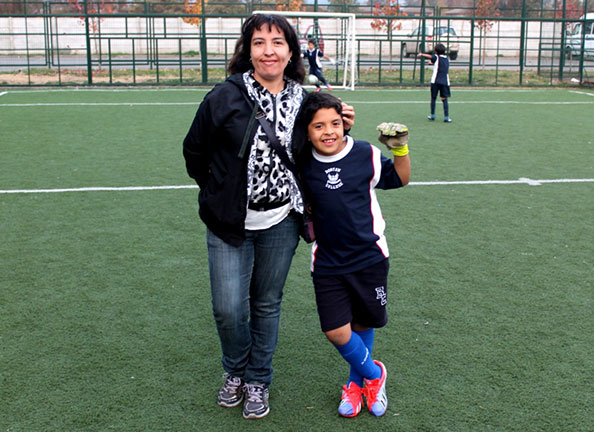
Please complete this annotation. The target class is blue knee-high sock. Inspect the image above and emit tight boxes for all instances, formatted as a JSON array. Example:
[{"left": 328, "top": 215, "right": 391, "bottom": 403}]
[
  {"left": 430, "top": 98, "right": 436, "bottom": 115},
  {"left": 348, "top": 329, "right": 376, "bottom": 386},
  {"left": 335, "top": 332, "right": 381, "bottom": 383},
  {"left": 443, "top": 99, "right": 449, "bottom": 117}
]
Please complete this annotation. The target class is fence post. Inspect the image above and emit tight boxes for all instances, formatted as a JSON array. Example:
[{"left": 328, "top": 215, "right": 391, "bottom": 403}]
[
  {"left": 200, "top": 0, "right": 208, "bottom": 83},
  {"left": 84, "top": 0, "right": 93, "bottom": 84},
  {"left": 578, "top": 0, "right": 588, "bottom": 84},
  {"left": 43, "top": 1, "right": 50, "bottom": 67},
  {"left": 469, "top": 18, "right": 475, "bottom": 84},
  {"left": 419, "top": 0, "right": 426, "bottom": 84},
  {"left": 559, "top": 0, "right": 567, "bottom": 81},
  {"left": 519, "top": 0, "right": 527, "bottom": 85}
]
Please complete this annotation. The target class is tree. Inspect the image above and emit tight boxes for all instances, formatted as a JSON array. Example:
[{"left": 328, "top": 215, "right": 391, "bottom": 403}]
[
  {"left": 555, "top": 0, "right": 584, "bottom": 19},
  {"left": 329, "top": 0, "right": 358, "bottom": 13},
  {"left": 68, "top": 0, "right": 114, "bottom": 69},
  {"left": 183, "top": 0, "right": 207, "bottom": 28},
  {"left": 475, "top": 0, "right": 500, "bottom": 66},
  {"left": 370, "top": 1, "right": 407, "bottom": 68},
  {"left": 275, "top": 0, "right": 304, "bottom": 11}
]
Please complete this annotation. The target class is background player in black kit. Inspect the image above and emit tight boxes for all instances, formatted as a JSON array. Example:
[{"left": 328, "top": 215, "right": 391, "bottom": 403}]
[
  {"left": 418, "top": 43, "right": 452, "bottom": 122},
  {"left": 303, "top": 39, "right": 332, "bottom": 92}
]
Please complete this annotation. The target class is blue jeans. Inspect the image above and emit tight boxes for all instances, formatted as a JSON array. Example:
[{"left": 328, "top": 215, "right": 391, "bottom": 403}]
[{"left": 206, "top": 214, "right": 299, "bottom": 385}]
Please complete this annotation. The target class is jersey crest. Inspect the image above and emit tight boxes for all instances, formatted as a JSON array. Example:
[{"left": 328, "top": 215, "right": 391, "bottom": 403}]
[{"left": 325, "top": 167, "right": 343, "bottom": 189}]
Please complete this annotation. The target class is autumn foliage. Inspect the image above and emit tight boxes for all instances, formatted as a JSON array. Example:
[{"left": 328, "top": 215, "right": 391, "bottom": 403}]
[
  {"left": 68, "top": 0, "right": 113, "bottom": 33},
  {"left": 474, "top": 0, "right": 500, "bottom": 34},
  {"left": 275, "top": 0, "right": 304, "bottom": 12},
  {"left": 371, "top": 0, "right": 406, "bottom": 34},
  {"left": 555, "top": 0, "right": 583, "bottom": 19},
  {"left": 183, "top": 0, "right": 207, "bottom": 27}
]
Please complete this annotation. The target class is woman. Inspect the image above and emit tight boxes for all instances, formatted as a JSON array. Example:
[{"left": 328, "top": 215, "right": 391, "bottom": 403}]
[{"left": 183, "top": 14, "right": 353, "bottom": 420}]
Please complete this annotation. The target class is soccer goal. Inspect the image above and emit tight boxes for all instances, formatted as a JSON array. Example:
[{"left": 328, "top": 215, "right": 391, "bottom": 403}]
[{"left": 253, "top": 10, "right": 357, "bottom": 90}]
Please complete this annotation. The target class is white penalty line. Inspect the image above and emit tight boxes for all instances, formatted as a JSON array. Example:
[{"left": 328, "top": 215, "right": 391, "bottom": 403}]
[
  {"left": 409, "top": 178, "right": 594, "bottom": 186},
  {"left": 0, "top": 102, "right": 199, "bottom": 107},
  {"left": 569, "top": 90, "right": 594, "bottom": 97},
  {"left": 2, "top": 178, "right": 593, "bottom": 194},
  {"left": 2, "top": 101, "right": 594, "bottom": 107},
  {"left": 0, "top": 185, "right": 198, "bottom": 194}
]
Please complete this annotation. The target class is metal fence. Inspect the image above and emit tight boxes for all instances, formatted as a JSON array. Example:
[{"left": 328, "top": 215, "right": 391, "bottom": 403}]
[{"left": 1, "top": 0, "right": 592, "bottom": 87}]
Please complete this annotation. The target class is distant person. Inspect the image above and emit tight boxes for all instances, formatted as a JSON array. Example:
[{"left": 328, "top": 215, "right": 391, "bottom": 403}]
[
  {"left": 303, "top": 39, "right": 332, "bottom": 92},
  {"left": 418, "top": 43, "right": 452, "bottom": 122},
  {"left": 294, "top": 92, "right": 411, "bottom": 418}
]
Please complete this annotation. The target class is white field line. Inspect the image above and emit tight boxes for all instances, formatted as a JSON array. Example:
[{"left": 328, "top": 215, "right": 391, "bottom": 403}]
[
  {"left": 2, "top": 178, "right": 593, "bottom": 194},
  {"left": 2, "top": 100, "right": 594, "bottom": 107},
  {"left": 0, "top": 185, "right": 198, "bottom": 194},
  {"left": 569, "top": 90, "right": 594, "bottom": 97},
  {"left": 350, "top": 101, "right": 594, "bottom": 105},
  {"left": 3, "top": 88, "right": 209, "bottom": 94},
  {"left": 0, "top": 102, "right": 199, "bottom": 107},
  {"left": 0, "top": 88, "right": 574, "bottom": 94},
  {"left": 409, "top": 178, "right": 594, "bottom": 186},
  {"left": 0, "top": 91, "right": 7, "bottom": 97}
]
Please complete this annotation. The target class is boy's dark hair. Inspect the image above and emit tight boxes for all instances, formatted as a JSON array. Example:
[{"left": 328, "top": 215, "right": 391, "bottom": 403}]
[
  {"left": 228, "top": 14, "right": 305, "bottom": 83},
  {"left": 308, "top": 39, "right": 316, "bottom": 46},
  {"left": 434, "top": 43, "right": 446, "bottom": 55},
  {"left": 298, "top": 92, "right": 343, "bottom": 130}
]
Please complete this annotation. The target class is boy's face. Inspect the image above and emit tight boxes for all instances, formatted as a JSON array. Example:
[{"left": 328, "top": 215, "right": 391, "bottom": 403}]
[
  {"left": 308, "top": 42, "right": 315, "bottom": 50},
  {"left": 307, "top": 108, "right": 346, "bottom": 156}
]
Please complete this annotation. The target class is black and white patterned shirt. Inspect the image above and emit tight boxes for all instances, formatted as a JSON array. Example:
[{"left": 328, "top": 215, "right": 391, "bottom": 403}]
[{"left": 243, "top": 72, "right": 305, "bottom": 214}]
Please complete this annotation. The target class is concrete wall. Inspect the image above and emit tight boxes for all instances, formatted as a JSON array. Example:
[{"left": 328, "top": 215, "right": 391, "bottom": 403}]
[{"left": 0, "top": 16, "right": 564, "bottom": 58}]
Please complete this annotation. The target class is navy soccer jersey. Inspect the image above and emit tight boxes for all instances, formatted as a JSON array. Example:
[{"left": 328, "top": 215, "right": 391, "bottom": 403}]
[
  {"left": 430, "top": 54, "right": 450, "bottom": 86},
  {"left": 304, "top": 48, "right": 324, "bottom": 74},
  {"left": 302, "top": 136, "right": 404, "bottom": 275}
]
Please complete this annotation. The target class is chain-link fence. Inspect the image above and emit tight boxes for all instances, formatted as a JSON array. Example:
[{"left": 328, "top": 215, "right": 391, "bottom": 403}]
[{"left": 1, "top": 0, "right": 592, "bottom": 87}]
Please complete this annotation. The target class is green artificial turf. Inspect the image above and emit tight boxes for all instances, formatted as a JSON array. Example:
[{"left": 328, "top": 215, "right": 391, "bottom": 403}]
[{"left": 1, "top": 87, "right": 593, "bottom": 431}]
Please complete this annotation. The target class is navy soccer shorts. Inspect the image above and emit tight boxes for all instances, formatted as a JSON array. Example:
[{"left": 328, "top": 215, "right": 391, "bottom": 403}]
[
  {"left": 431, "top": 82, "right": 451, "bottom": 99},
  {"left": 312, "top": 259, "right": 389, "bottom": 333}
]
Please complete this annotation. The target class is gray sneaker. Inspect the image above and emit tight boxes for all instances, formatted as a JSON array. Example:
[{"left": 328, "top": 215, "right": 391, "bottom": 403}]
[
  {"left": 242, "top": 383, "right": 270, "bottom": 419},
  {"left": 217, "top": 374, "right": 244, "bottom": 407}
]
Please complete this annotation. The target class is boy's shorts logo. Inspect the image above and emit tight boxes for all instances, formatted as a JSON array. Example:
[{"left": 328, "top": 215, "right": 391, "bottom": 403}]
[
  {"left": 325, "top": 167, "right": 343, "bottom": 189},
  {"left": 375, "top": 286, "right": 387, "bottom": 305}
]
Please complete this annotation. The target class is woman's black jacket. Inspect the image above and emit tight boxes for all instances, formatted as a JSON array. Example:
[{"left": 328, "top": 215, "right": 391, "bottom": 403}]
[{"left": 183, "top": 74, "right": 308, "bottom": 247}]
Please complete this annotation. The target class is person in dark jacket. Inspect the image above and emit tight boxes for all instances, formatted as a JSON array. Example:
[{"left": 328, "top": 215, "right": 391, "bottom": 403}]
[{"left": 183, "top": 14, "right": 353, "bottom": 420}]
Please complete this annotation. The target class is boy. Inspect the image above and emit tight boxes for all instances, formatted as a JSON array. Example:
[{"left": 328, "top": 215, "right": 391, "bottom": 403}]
[
  {"left": 297, "top": 92, "right": 411, "bottom": 418},
  {"left": 303, "top": 39, "right": 332, "bottom": 92},
  {"left": 418, "top": 43, "right": 452, "bottom": 122}
]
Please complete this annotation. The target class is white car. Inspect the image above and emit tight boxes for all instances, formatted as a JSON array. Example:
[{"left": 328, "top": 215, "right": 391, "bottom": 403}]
[
  {"left": 401, "top": 26, "right": 460, "bottom": 60},
  {"left": 565, "top": 13, "right": 594, "bottom": 58}
]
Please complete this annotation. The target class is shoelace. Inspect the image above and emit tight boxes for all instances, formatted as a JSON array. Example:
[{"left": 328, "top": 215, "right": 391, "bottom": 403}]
[
  {"left": 222, "top": 376, "right": 242, "bottom": 392},
  {"left": 245, "top": 384, "right": 264, "bottom": 403},
  {"left": 364, "top": 381, "right": 379, "bottom": 402},
  {"left": 342, "top": 384, "right": 361, "bottom": 403}
]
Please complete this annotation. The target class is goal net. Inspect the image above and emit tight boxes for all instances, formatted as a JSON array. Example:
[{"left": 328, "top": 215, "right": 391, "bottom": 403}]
[{"left": 253, "top": 10, "right": 357, "bottom": 90}]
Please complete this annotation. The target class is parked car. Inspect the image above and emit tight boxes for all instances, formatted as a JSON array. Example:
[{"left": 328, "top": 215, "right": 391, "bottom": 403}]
[
  {"left": 401, "top": 26, "right": 460, "bottom": 60},
  {"left": 565, "top": 13, "right": 594, "bottom": 58}
]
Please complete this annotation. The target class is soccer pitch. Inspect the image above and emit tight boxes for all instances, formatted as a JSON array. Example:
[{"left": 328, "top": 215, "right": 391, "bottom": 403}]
[{"left": 1, "top": 87, "right": 593, "bottom": 431}]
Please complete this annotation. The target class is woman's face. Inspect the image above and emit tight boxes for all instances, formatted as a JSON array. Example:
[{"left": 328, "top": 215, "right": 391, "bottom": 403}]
[{"left": 250, "top": 24, "right": 292, "bottom": 88}]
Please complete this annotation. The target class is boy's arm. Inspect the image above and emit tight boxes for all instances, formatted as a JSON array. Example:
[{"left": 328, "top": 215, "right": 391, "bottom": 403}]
[
  {"left": 392, "top": 152, "right": 411, "bottom": 185},
  {"left": 417, "top": 52, "right": 433, "bottom": 61},
  {"left": 320, "top": 51, "right": 335, "bottom": 64}
]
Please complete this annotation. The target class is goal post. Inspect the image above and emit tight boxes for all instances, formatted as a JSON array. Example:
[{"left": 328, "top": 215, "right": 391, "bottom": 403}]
[{"left": 253, "top": 10, "right": 357, "bottom": 91}]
